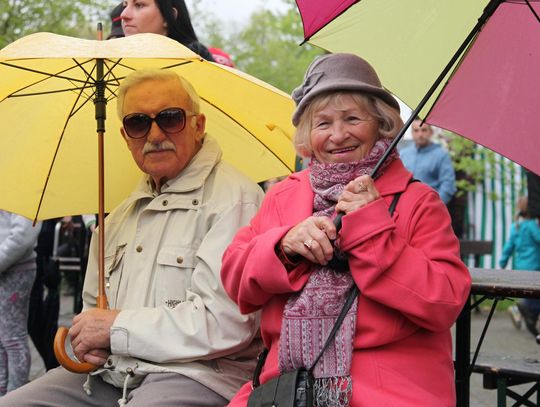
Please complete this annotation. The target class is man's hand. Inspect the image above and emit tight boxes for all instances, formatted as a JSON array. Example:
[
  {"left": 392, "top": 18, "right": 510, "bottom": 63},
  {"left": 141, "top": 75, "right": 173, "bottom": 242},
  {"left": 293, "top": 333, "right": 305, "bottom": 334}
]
[{"left": 68, "top": 308, "right": 120, "bottom": 365}]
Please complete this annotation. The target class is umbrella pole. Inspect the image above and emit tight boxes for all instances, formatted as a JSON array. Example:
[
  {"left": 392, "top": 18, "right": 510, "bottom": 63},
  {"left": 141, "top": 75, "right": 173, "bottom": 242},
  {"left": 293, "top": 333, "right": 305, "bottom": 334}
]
[
  {"left": 95, "top": 57, "right": 108, "bottom": 310},
  {"left": 53, "top": 27, "right": 108, "bottom": 373},
  {"left": 53, "top": 133, "right": 106, "bottom": 374},
  {"left": 370, "top": 0, "right": 503, "bottom": 178}
]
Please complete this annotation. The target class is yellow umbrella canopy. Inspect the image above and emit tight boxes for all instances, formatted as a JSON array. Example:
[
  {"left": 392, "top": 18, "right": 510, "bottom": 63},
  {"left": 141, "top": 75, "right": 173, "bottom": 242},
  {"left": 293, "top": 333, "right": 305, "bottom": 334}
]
[{"left": 0, "top": 32, "right": 296, "bottom": 221}]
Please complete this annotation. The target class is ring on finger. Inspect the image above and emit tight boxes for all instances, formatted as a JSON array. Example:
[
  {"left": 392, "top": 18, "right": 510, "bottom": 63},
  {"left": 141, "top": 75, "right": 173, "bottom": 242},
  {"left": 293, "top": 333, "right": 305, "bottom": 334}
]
[
  {"left": 303, "top": 239, "right": 314, "bottom": 250},
  {"left": 358, "top": 182, "right": 368, "bottom": 192}
]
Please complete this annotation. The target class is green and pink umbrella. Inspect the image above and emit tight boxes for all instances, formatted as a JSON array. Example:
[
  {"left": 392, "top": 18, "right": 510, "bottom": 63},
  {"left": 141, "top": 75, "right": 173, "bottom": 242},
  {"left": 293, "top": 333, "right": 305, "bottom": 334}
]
[{"left": 295, "top": 0, "right": 540, "bottom": 176}]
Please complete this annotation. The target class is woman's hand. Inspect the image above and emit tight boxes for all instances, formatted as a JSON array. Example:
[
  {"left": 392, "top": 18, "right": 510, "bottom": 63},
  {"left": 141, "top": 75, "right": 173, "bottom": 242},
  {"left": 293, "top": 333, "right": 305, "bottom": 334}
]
[
  {"left": 336, "top": 174, "right": 380, "bottom": 214},
  {"left": 281, "top": 216, "right": 337, "bottom": 265}
]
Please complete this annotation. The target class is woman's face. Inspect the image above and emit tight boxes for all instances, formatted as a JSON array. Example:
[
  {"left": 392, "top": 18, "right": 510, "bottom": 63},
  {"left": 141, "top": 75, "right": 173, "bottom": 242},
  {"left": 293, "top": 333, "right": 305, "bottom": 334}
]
[
  {"left": 309, "top": 94, "right": 379, "bottom": 164},
  {"left": 121, "top": 0, "right": 168, "bottom": 36}
]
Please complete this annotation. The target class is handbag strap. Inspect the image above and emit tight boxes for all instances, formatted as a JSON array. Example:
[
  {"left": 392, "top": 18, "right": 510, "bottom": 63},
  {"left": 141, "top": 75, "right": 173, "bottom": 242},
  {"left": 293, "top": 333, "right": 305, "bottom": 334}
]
[
  {"left": 252, "top": 348, "right": 269, "bottom": 388},
  {"left": 308, "top": 284, "right": 359, "bottom": 373}
]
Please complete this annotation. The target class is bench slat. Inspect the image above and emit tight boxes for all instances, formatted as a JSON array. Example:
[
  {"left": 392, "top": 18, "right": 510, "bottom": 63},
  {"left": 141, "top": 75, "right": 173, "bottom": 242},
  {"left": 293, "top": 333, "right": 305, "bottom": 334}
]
[{"left": 473, "top": 354, "right": 540, "bottom": 379}]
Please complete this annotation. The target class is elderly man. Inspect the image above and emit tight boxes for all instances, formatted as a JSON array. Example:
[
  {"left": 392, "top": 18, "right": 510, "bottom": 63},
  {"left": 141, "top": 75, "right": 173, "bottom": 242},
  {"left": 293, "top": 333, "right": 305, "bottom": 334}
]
[
  {"left": 1, "top": 69, "right": 264, "bottom": 406},
  {"left": 400, "top": 118, "right": 456, "bottom": 204}
]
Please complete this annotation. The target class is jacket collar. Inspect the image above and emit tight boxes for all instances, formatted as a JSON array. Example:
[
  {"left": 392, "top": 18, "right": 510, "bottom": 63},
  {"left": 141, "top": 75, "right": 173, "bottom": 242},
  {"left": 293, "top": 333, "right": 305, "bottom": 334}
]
[{"left": 373, "top": 159, "right": 414, "bottom": 197}]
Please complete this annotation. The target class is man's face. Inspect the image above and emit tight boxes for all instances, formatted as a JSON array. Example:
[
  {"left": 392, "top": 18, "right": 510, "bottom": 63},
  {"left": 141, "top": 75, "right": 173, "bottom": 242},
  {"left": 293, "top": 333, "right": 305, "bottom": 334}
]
[
  {"left": 411, "top": 120, "right": 433, "bottom": 148},
  {"left": 120, "top": 78, "right": 205, "bottom": 188}
]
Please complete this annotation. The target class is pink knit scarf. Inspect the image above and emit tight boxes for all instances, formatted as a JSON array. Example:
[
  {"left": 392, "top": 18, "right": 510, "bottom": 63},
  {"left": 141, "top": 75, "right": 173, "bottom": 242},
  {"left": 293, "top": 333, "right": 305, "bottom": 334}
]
[{"left": 278, "top": 138, "right": 398, "bottom": 406}]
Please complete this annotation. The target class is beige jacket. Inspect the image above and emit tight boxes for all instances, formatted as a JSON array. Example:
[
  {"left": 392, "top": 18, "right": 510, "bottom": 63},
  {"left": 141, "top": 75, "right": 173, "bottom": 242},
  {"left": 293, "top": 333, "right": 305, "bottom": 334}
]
[{"left": 82, "top": 135, "right": 264, "bottom": 400}]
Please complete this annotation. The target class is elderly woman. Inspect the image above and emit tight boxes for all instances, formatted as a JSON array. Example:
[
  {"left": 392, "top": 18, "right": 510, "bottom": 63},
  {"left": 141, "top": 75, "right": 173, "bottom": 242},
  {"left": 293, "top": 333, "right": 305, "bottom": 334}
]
[{"left": 221, "top": 53, "right": 471, "bottom": 407}]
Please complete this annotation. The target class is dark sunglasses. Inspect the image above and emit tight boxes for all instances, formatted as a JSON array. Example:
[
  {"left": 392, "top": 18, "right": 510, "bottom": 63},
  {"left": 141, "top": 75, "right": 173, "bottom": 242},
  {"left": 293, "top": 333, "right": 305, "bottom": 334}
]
[{"left": 122, "top": 107, "right": 197, "bottom": 139}]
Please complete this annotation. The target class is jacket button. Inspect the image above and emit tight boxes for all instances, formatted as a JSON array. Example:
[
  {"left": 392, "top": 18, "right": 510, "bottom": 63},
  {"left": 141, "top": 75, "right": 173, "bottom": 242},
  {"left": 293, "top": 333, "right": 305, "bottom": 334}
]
[
  {"left": 106, "top": 282, "right": 110, "bottom": 289},
  {"left": 176, "top": 256, "right": 183, "bottom": 264},
  {"left": 162, "top": 200, "right": 168, "bottom": 206},
  {"left": 106, "top": 358, "right": 114, "bottom": 367},
  {"left": 192, "top": 199, "right": 199, "bottom": 205},
  {"left": 136, "top": 245, "right": 143, "bottom": 253}
]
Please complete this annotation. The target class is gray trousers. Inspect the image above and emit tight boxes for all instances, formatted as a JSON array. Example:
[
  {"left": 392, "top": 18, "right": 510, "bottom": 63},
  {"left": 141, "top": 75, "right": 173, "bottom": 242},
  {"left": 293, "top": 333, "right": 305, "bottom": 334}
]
[
  {"left": 0, "top": 367, "right": 228, "bottom": 406},
  {"left": 0, "top": 264, "right": 36, "bottom": 395}
]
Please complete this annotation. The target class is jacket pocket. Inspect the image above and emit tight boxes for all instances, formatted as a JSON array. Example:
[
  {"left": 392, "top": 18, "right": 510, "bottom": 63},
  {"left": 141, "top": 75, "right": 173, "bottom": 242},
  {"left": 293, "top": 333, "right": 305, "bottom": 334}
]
[
  {"left": 155, "top": 246, "right": 197, "bottom": 308},
  {"left": 104, "top": 243, "right": 127, "bottom": 308}
]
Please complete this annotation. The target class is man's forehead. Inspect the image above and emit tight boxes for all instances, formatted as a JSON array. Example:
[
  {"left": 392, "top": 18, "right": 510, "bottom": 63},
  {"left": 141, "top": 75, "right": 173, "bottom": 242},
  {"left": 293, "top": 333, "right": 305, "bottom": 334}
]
[
  {"left": 124, "top": 79, "right": 188, "bottom": 110},
  {"left": 413, "top": 121, "right": 432, "bottom": 131}
]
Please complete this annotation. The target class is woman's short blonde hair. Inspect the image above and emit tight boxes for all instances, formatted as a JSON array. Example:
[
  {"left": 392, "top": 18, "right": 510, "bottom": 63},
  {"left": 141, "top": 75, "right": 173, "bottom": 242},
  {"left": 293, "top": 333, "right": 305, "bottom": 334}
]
[{"left": 293, "top": 91, "right": 403, "bottom": 158}]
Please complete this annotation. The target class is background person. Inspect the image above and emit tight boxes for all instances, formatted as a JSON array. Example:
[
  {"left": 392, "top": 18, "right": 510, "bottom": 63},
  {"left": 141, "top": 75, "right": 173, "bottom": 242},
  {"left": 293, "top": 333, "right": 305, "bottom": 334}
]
[
  {"left": 0, "top": 211, "right": 40, "bottom": 395},
  {"left": 499, "top": 196, "right": 540, "bottom": 337},
  {"left": 27, "top": 219, "right": 61, "bottom": 372},
  {"left": 1, "top": 69, "right": 263, "bottom": 406},
  {"left": 107, "top": 2, "right": 125, "bottom": 39},
  {"left": 208, "top": 47, "right": 235, "bottom": 68},
  {"left": 221, "top": 53, "right": 471, "bottom": 406},
  {"left": 400, "top": 118, "right": 456, "bottom": 204},
  {"left": 527, "top": 171, "right": 540, "bottom": 219},
  {"left": 121, "top": 0, "right": 214, "bottom": 61}
]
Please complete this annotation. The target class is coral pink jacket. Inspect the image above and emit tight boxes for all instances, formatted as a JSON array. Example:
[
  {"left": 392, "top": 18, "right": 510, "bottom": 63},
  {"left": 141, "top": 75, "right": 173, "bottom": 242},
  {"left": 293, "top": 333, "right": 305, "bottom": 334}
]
[{"left": 222, "top": 159, "right": 471, "bottom": 407}]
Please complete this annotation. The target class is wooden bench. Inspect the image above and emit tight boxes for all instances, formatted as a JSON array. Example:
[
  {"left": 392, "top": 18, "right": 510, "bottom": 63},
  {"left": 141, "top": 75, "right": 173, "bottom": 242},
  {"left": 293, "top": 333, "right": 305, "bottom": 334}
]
[
  {"left": 455, "top": 269, "right": 540, "bottom": 407},
  {"left": 472, "top": 353, "right": 540, "bottom": 407},
  {"left": 460, "top": 239, "right": 493, "bottom": 266},
  {"left": 459, "top": 240, "right": 493, "bottom": 313}
]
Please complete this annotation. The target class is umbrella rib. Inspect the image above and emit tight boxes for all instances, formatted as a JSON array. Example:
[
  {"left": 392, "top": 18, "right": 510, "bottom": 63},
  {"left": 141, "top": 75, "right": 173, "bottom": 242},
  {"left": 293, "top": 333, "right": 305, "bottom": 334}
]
[
  {"left": 0, "top": 61, "right": 96, "bottom": 102},
  {"left": 160, "top": 60, "right": 195, "bottom": 70},
  {"left": 102, "top": 58, "right": 126, "bottom": 101},
  {"left": 0, "top": 61, "right": 92, "bottom": 85},
  {"left": 300, "top": 0, "right": 361, "bottom": 43},
  {"left": 524, "top": 0, "right": 540, "bottom": 23},
  {"left": 34, "top": 73, "right": 95, "bottom": 222},
  {"left": 8, "top": 85, "right": 96, "bottom": 98},
  {"left": 200, "top": 96, "right": 295, "bottom": 172}
]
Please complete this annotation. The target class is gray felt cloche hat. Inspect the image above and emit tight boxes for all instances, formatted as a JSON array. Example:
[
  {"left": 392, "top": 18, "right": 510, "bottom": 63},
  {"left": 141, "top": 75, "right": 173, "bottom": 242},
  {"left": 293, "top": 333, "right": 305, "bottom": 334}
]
[{"left": 291, "top": 53, "right": 400, "bottom": 126}]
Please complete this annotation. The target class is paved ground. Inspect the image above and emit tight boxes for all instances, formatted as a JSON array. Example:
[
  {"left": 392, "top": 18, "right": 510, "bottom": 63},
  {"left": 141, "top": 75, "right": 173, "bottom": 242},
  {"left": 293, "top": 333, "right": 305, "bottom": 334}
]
[
  {"left": 466, "top": 307, "right": 540, "bottom": 407},
  {"left": 29, "top": 296, "right": 540, "bottom": 406}
]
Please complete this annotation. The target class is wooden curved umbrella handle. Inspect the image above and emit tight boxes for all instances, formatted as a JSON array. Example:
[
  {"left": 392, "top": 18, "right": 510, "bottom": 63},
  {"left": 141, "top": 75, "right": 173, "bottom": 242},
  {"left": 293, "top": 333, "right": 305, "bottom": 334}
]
[
  {"left": 53, "top": 327, "right": 97, "bottom": 373},
  {"left": 53, "top": 296, "right": 106, "bottom": 373}
]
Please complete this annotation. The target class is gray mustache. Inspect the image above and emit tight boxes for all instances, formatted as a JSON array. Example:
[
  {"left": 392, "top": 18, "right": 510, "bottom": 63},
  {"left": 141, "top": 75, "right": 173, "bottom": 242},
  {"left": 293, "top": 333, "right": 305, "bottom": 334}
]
[{"left": 143, "top": 140, "right": 177, "bottom": 155}]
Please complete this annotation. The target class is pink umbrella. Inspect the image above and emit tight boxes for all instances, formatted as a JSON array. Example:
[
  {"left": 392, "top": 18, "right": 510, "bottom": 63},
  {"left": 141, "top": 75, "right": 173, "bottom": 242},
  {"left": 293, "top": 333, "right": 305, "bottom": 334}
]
[
  {"left": 294, "top": 0, "right": 540, "bottom": 176},
  {"left": 295, "top": 0, "right": 358, "bottom": 41},
  {"left": 427, "top": 2, "right": 540, "bottom": 176}
]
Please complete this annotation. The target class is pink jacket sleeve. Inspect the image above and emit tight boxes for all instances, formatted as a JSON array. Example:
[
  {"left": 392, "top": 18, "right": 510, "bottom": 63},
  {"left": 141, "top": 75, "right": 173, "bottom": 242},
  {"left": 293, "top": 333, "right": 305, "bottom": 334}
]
[
  {"left": 221, "top": 200, "right": 310, "bottom": 315},
  {"left": 340, "top": 187, "right": 471, "bottom": 332}
]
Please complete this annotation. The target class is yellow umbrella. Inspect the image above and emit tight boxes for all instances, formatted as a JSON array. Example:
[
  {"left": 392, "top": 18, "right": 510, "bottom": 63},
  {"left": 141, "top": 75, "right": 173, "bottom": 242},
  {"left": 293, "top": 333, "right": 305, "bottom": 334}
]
[
  {"left": 0, "top": 32, "right": 296, "bottom": 373},
  {"left": 0, "top": 32, "right": 296, "bottom": 221}
]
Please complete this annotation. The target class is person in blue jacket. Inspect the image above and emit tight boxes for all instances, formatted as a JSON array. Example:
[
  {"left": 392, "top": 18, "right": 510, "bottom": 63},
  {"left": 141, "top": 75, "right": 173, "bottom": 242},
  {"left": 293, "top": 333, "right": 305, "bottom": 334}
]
[
  {"left": 499, "top": 196, "right": 540, "bottom": 337},
  {"left": 400, "top": 118, "right": 456, "bottom": 204}
]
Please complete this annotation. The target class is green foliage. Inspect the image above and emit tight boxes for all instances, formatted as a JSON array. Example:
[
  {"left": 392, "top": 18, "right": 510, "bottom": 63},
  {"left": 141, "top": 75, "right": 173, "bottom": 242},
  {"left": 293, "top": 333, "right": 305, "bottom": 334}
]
[
  {"left": 190, "top": 0, "right": 323, "bottom": 94},
  {"left": 443, "top": 131, "right": 517, "bottom": 198},
  {"left": 0, "top": 0, "right": 115, "bottom": 47}
]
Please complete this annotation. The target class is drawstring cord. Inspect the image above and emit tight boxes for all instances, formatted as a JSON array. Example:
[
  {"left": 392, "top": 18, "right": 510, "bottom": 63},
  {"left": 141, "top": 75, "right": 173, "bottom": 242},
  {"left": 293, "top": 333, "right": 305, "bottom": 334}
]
[
  {"left": 83, "top": 374, "right": 93, "bottom": 396},
  {"left": 118, "top": 366, "right": 137, "bottom": 406}
]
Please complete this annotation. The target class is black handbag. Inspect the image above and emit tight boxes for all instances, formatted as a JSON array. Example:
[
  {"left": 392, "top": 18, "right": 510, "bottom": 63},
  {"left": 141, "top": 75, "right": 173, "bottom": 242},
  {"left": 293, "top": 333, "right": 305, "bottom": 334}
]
[
  {"left": 247, "top": 367, "right": 313, "bottom": 407},
  {"left": 248, "top": 286, "right": 359, "bottom": 407}
]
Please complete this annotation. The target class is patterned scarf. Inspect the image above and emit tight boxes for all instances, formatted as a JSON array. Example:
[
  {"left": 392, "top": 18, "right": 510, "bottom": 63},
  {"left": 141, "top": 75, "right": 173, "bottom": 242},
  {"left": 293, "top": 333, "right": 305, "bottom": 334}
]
[{"left": 278, "top": 138, "right": 398, "bottom": 407}]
